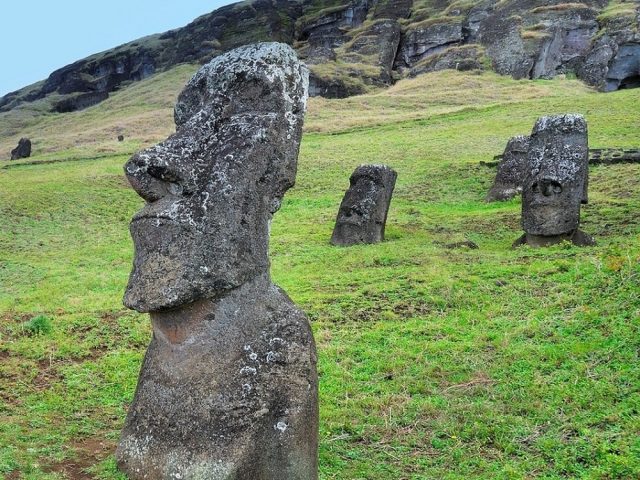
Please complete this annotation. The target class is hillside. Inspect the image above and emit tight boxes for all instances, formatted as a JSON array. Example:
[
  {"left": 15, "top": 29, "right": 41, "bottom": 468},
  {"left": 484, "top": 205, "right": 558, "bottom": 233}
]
[
  {"left": 1, "top": 0, "right": 639, "bottom": 115},
  {"left": 1, "top": 65, "right": 639, "bottom": 478}
]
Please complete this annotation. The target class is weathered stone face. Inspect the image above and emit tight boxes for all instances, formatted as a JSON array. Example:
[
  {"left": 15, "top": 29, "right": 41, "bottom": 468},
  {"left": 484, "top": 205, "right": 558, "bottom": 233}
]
[
  {"left": 10, "top": 138, "right": 31, "bottom": 160},
  {"left": 331, "top": 164, "right": 397, "bottom": 246},
  {"left": 522, "top": 114, "right": 589, "bottom": 237},
  {"left": 123, "top": 43, "right": 308, "bottom": 312},
  {"left": 117, "top": 42, "right": 318, "bottom": 480},
  {"left": 486, "top": 135, "right": 530, "bottom": 202}
]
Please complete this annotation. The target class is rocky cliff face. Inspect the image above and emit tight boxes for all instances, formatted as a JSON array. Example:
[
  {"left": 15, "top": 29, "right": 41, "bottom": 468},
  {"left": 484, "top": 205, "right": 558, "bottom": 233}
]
[{"left": 2, "top": 0, "right": 639, "bottom": 111}]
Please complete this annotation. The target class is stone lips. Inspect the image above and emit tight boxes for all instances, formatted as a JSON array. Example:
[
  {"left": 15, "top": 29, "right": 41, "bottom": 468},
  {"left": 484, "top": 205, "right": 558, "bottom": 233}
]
[
  {"left": 522, "top": 114, "right": 589, "bottom": 237},
  {"left": 331, "top": 164, "right": 397, "bottom": 246},
  {"left": 123, "top": 43, "right": 309, "bottom": 313}
]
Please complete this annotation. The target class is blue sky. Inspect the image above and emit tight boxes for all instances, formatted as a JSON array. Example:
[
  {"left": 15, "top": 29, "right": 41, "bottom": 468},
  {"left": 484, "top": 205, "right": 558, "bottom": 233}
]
[{"left": 0, "top": 0, "right": 234, "bottom": 97}]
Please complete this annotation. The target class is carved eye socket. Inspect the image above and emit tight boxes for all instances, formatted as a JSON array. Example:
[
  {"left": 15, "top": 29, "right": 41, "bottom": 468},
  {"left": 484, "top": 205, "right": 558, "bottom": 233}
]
[
  {"left": 531, "top": 182, "right": 540, "bottom": 193},
  {"left": 552, "top": 184, "right": 562, "bottom": 194}
]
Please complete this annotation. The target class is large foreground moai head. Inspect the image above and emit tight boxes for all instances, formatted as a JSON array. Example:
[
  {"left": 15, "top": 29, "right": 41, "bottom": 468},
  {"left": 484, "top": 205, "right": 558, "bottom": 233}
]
[
  {"left": 331, "top": 164, "right": 397, "bottom": 246},
  {"left": 123, "top": 43, "right": 308, "bottom": 312},
  {"left": 117, "top": 43, "right": 317, "bottom": 480},
  {"left": 486, "top": 135, "right": 530, "bottom": 202},
  {"left": 517, "top": 114, "right": 594, "bottom": 247}
]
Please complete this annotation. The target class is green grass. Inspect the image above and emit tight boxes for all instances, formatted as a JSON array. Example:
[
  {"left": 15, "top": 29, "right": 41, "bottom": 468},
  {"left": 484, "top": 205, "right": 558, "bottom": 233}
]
[{"left": 1, "top": 67, "right": 639, "bottom": 479}]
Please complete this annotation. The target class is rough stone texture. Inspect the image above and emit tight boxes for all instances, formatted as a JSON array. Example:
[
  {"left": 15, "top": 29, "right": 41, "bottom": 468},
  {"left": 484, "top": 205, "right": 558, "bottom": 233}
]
[
  {"left": 409, "top": 45, "right": 484, "bottom": 77},
  {"left": 10, "top": 138, "right": 31, "bottom": 160},
  {"left": 2, "top": 0, "right": 639, "bottom": 112},
  {"left": 589, "top": 148, "right": 640, "bottom": 164},
  {"left": 604, "top": 43, "right": 640, "bottom": 91},
  {"left": 53, "top": 91, "right": 109, "bottom": 113},
  {"left": 486, "top": 135, "right": 530, "bottom": 202},
  {"left": 331, "top": 164, "right": 397, "bottom": 246},
  {"left": 343, "top": 19, "right": 402, "bottom": 83},
  {"left": 396, "top": 19, "right": 465, "bottom": 70},
  {"left": 117, "top": 42, "right": 318, "bottom": 480},
  {"left": 516, "top": 114, "right": 594, "bottom": 247}
]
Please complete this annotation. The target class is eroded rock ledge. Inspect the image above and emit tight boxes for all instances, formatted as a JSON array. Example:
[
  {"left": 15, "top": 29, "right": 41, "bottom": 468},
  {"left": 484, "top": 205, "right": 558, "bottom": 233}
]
[{"left": 2, "top": 0, "right": 638, "bottom": 112}]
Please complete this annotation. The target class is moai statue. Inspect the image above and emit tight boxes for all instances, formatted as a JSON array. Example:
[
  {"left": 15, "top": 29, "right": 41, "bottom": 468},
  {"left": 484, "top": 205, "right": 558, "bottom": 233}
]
[
  {"left": 331, "top": 164, "right": 397, "bottom": 246},
  {"left": 514, "top": 114, "right": 595, "bottom": 247},
  {"left": 10, "top": 137, "right": 31, "bottom": 160},
  {"left": 116, "top": 43, "right": 318, "bottom": 479},
  {"left": 485, "top": 135, "right": 530, "bottom": 202}
]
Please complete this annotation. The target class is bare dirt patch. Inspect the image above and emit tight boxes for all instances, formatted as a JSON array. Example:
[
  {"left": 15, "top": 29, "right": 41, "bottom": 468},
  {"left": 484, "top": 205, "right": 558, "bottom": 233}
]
[{"left": 46, "top": 437, "right": 115, "bottom": 480}]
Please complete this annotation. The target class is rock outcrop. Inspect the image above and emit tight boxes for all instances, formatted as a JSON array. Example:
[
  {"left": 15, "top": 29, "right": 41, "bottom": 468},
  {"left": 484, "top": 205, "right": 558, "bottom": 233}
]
[
  {"left": 331, "top": 164, "right": 397, "bottom": 246},
  {"left": 2, "top": 0, "right": 639, "bottom": 111},
  {"left": 10, "top": 138, "right": 31, "bottom": 160},
  {"left": 117, "top": 43, "right": 318, "bottom": 479},
  {"left": 514, "top": 114, "right": 595, "bottom": 248}
]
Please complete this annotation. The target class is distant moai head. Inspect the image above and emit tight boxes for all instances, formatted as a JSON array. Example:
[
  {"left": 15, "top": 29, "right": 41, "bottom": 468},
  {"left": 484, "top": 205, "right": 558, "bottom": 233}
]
[
  {"left": 485, "top": 134, "right": 530, "bottom": 202},
  {"left": 331, "top": 164, "right": 397, "bottom": 246},
  {"left": 123, "top": 43, "right": 309, "bottom": 312},
  {"left": 522, "top": 114, "right": 588, "bottom": 237}
]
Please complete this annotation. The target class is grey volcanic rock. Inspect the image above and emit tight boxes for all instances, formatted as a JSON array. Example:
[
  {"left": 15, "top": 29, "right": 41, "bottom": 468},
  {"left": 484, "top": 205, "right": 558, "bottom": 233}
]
[
  {"left": 10, "top": 138, "right": 31, "bottom": 160},
  {"left": 397, "top": 19, "right": 464, "bottom": 70},
  {"left": 331, "top": 164, "right": 397, "bottom": 246},
  {"left": 409, "top": 45, "right": 485, "bottom": 77},
  {"left": 344, "top": 19, "right": 402, "bottom": 82},
  {"left": 54, "top": 91, "right": 109, "bottom": 113},
  {"left": 604, "top": 43, "right": 640, "bottom": 91},
  {"left": 117, "top": 43, "right": 318, "bottom": 480},
  {"left": 486, "top": 135, "right": 530, "bottom": 202},
  {"left": 590, "top": 148, "right": 640, "bottom": 164},
  {"left": 2, "top": 0, "right": 640, "bottom": 112},
  {"left": 515, "top": 114, "right": 594, "bottom": 247}
]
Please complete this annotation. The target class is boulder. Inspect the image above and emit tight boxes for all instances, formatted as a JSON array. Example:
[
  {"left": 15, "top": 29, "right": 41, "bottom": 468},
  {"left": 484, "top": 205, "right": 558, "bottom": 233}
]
[
  {"left": 486, "top": 135, "right": 530, "bottom": 202},
  {"left": 117, "top": 43, "right": 318, "bottom": 479},
  {"left": 514, "top": 114, "right": 594, "bottom": 247},
  {"left": 604, "top": 43, "right": 640, "bottom": 91},
  {"left": 10, "top": 138, "right": 31, "bottom": 160},
  {"left": 331, "top": 164, "right": 397, "bottom": 246}
]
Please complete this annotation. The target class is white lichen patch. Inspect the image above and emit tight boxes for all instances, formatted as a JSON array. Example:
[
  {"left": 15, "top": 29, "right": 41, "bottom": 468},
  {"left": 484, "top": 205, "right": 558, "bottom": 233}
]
[{"left": 275, "top": 421, "right": 288, "bottom": 433}]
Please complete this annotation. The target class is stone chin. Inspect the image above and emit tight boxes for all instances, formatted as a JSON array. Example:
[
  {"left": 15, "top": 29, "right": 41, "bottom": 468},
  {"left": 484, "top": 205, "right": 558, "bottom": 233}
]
[{"left": 123, "top": 218, "right": 257, "bottom": 313}]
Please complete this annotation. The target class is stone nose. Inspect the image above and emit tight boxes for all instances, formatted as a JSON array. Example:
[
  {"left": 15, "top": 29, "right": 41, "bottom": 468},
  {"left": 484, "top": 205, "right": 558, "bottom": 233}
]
[{"left": 124, "top": 150, "right": 183, "bottom": 203}]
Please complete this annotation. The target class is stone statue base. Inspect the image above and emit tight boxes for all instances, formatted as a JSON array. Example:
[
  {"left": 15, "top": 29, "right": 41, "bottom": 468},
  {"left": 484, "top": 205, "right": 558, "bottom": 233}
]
[
  {"left": 513, "top": 230, "right": 596, "bottom": 248},
  {"left": 116, "top": 275, "right": 318, "bottom": 480}
]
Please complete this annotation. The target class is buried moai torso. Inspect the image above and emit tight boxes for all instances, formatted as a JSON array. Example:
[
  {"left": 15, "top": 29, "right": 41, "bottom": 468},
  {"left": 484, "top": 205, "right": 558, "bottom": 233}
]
[
  {"left": 514, "top": 114, "right": 595, "bottom": 247},
  {"left": 116, "top": 43, "right": 318, "bottom": 480},
  {"left": 331, "top": 164, "right": 397, "bottom": 246},
  {"left": 485, "top": 135, "right": 530, "bottom": 202},
  {"left": 10, "top": 137, "right": 31, "bottom": 160}
]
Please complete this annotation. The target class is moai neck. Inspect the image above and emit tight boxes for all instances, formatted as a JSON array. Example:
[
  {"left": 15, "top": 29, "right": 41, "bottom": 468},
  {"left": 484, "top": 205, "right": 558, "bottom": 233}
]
[{"left": 150, "top": 273, "right": 272, "bottom": 346}]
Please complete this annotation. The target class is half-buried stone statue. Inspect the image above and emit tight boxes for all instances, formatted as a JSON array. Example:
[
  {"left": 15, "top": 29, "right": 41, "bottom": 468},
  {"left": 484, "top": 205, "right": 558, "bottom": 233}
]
[
  {"left": 514, "top": 114, "right": 595, "bottom": 248},
  {"left": 331, "top": 164, "right": 397, "bottom": 246},
  {"left": 485, "top": 135, "right": 530, "bottom": 202},
  {"left": 10, "top": 137, "right": 31, "bottom": 160},
  {"left": 117, "top": 43, "right": 318, "bottom": 479}
]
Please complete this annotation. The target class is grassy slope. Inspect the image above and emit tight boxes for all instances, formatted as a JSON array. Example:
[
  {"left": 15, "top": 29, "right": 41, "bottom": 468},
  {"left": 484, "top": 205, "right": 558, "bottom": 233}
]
[{"left": 0, "top": 68, "right": 639, "bottom": 479}]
